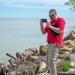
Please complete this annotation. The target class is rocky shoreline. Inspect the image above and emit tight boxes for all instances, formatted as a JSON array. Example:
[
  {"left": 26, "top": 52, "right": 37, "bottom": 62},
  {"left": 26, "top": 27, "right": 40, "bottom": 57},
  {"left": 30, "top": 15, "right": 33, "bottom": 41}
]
[{"left": 0, "top": 30, "right": 75, "bottom": 75}]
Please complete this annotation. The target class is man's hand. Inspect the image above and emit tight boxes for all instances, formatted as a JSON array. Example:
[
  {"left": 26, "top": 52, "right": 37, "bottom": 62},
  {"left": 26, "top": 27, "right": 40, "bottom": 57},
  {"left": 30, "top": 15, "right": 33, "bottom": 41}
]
[
  {"left": 40, "top": 19, "right": 47, "bottom": 34},
  {"left": 40, "top": 19, "right": 43, "bottom": 25},
  {"left": 46, "top": 21, "right": 51, "bottom": 28}
]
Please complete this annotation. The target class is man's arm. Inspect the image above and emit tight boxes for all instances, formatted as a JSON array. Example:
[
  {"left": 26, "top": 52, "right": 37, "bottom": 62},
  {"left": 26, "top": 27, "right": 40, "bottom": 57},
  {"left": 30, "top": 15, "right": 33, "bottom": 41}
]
[
  {"left": 48, "top": 19, "right": 65, "bottom": 34},
  {"left": 49, "top": 26, "right": 63, "bottom": 34},
  {"left": 40, "top": 20, "right": 47, "bottom": 34}
]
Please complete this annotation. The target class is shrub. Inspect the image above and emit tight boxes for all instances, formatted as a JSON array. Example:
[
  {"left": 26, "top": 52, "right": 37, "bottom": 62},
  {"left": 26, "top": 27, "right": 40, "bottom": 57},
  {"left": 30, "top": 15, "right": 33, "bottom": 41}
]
[{"left": 61, "top": 61, "right": 71, "bottom": 71}]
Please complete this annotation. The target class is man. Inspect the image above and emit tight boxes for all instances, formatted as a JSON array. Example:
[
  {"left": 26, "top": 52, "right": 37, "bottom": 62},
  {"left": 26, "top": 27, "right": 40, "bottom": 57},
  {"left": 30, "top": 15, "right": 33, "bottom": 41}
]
[{"left": 40, "top": 9, "right": 65, "bottom": 75}]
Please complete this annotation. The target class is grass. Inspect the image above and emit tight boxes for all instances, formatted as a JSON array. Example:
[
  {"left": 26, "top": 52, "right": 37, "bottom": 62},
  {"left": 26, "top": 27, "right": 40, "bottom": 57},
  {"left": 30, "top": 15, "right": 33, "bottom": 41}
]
[{"left": 61, "top": 61, "right": 71, "bottom": 71}]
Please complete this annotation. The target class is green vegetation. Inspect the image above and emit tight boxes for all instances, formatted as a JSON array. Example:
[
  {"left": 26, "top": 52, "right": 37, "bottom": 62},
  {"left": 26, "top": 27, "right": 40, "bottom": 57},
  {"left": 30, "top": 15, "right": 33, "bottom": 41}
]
[
  {"left": 58, "top": 52, "right": 70, "bottom": 59},
  {"left": 58, "top": 54, "right": 64, "bottom": 57},
  {"left": 65, "top": 0, "right": 75, "bottom": 12},
  {"left": 62, "top": 42, "right": 66, "bottom": 48},
  {"left": 62, "top": 42, "right": 75, "bottom": 51},
  {"left": 61, "top": 61, "right": 71, "bottom": 71},
  {"left": 72, "top": 46, "right": 75, "bottom": 50}
]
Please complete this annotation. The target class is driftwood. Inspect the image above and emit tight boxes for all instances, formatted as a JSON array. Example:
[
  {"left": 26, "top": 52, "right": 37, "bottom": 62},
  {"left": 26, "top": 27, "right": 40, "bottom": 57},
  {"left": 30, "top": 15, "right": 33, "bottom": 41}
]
[
  {"left": 1, "top": 30, "right": 75, "bottom": 75},
  {"left": 8, "top": 59, "right": 16, "bottom": 67},
  {"left": 58, "top": 71, "right": 75, "bottom": 75},
  {"left": 16, "top": 52, "right": 26, "bottom": 60},
  {"left": 0, "top": 63, "right": 8, "bottom": 75},
  {"left": 24, "top": 48, "right": 38, "bottom": 56},
  {"left": 6, "top": 53, "right": 17, "bottom": 60},
  {"left": 4, "top": 47, "right": 50, "bottom": 75},
  {"left": 0, "top": 63, "right": 4, "bottom": 75},
  {"left": 15, "top": 48, "right": 38, "bottom": 60}
]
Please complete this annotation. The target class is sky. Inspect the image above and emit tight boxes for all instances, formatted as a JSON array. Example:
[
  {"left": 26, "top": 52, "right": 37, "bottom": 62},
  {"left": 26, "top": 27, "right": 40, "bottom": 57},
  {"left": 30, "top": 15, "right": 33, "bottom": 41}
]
[{"left": 0, "top": 0, "right": 75, "bottom": 18}]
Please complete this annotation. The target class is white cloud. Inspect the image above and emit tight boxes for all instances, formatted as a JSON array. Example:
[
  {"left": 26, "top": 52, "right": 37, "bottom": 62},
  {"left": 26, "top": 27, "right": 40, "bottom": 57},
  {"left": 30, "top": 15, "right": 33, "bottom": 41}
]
[
  {"left": 0, "top": 0, "right": 69, "bottom": 9},
  {"left": 0, "top": 0, "right": 69, "bottom": 5}
]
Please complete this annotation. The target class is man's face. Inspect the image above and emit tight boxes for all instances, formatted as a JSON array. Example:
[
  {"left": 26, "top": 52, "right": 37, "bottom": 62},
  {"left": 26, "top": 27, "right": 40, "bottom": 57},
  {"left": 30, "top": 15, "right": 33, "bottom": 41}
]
[{"left": 49, "top": 11, "right": 57, "bottom": 21}]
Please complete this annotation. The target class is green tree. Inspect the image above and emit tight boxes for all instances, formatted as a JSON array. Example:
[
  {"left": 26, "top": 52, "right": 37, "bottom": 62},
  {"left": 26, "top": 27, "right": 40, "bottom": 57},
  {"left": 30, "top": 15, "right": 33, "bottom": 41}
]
[{"left": 65, "top": 0, "right": 75, "bottom": 12}]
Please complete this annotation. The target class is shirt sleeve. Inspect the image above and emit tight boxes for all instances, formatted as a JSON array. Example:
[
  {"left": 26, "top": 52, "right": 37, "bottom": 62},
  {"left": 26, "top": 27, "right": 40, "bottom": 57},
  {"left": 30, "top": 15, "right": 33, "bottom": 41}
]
[
  {"left": 58, "top": 18, "right": 65, "bottom": 30},
  {"left": 44, "top": 25, "right": 48, "bottom": 32}
]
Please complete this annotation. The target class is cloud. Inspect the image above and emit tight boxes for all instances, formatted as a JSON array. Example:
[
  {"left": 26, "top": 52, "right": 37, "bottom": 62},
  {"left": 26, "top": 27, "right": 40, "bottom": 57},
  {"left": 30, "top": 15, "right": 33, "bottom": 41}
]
[
  {"left": 0, "top": 0, "right": 68, "bottom": 5},
  {"left": 0, "top": 0, "right": 69, "bottom": 9}
]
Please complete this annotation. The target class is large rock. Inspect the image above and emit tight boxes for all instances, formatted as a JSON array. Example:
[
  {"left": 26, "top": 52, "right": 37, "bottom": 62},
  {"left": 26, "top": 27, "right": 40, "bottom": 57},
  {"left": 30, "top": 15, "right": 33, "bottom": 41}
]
[
  {"left": 70, "top": 54, "right": 75, "bottom": 64},
  {"left": 39, "top": 45, "right": 48, "bottom": 55},
  {"left": 68, "top": 68, "right": 75, "bottom": 72},
  {"left": 59, "top": 47, "right": 73, "bottom": 52},
  {"left": 70, "top": 62, "right": 75, "bottom": 68},
  {"left": 58, "top": 71, "right": 75, "bottom": 75},
  {"left": 64, "top": 40, "right": 75, "bottom": 46},
  {"left": 64, "top": 31, "right": 75, "bottom": 41}
]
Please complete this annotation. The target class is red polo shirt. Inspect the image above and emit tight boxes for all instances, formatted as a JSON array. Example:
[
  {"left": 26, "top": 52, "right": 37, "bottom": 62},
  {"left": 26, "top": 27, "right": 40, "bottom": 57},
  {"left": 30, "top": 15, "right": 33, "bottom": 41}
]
[{"left": 44, "top": 17, "right": 65, "bottom": 47}]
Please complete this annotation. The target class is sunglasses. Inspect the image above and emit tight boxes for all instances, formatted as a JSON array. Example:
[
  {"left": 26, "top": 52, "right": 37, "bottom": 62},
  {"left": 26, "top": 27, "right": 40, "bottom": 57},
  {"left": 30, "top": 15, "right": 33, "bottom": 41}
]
[{"left": 49, "top": 14, "right": 54, "bottom": 18}]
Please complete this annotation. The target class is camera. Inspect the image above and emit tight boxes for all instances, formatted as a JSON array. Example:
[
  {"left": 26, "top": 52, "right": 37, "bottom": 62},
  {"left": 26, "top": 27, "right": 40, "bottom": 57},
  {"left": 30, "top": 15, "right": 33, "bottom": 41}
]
[{"left": 41, "top": 19, "right": 47, "bottom": 23}]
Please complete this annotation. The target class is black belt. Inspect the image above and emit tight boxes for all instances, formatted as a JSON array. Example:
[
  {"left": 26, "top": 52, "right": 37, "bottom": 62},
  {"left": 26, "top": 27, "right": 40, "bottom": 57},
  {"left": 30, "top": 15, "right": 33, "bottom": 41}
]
[
  {"left": 48, "top": 42, "right": 54, "bottom": 43},
  {"left": 48, "top": 42, "right": 56, "bottom": 45}
]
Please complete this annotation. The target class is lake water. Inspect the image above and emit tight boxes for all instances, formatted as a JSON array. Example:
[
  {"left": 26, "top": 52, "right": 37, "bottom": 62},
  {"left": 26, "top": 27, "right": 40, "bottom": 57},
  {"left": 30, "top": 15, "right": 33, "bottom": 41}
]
[{"left": 0, "top": 18, "right": 75, "bottom": 63}]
